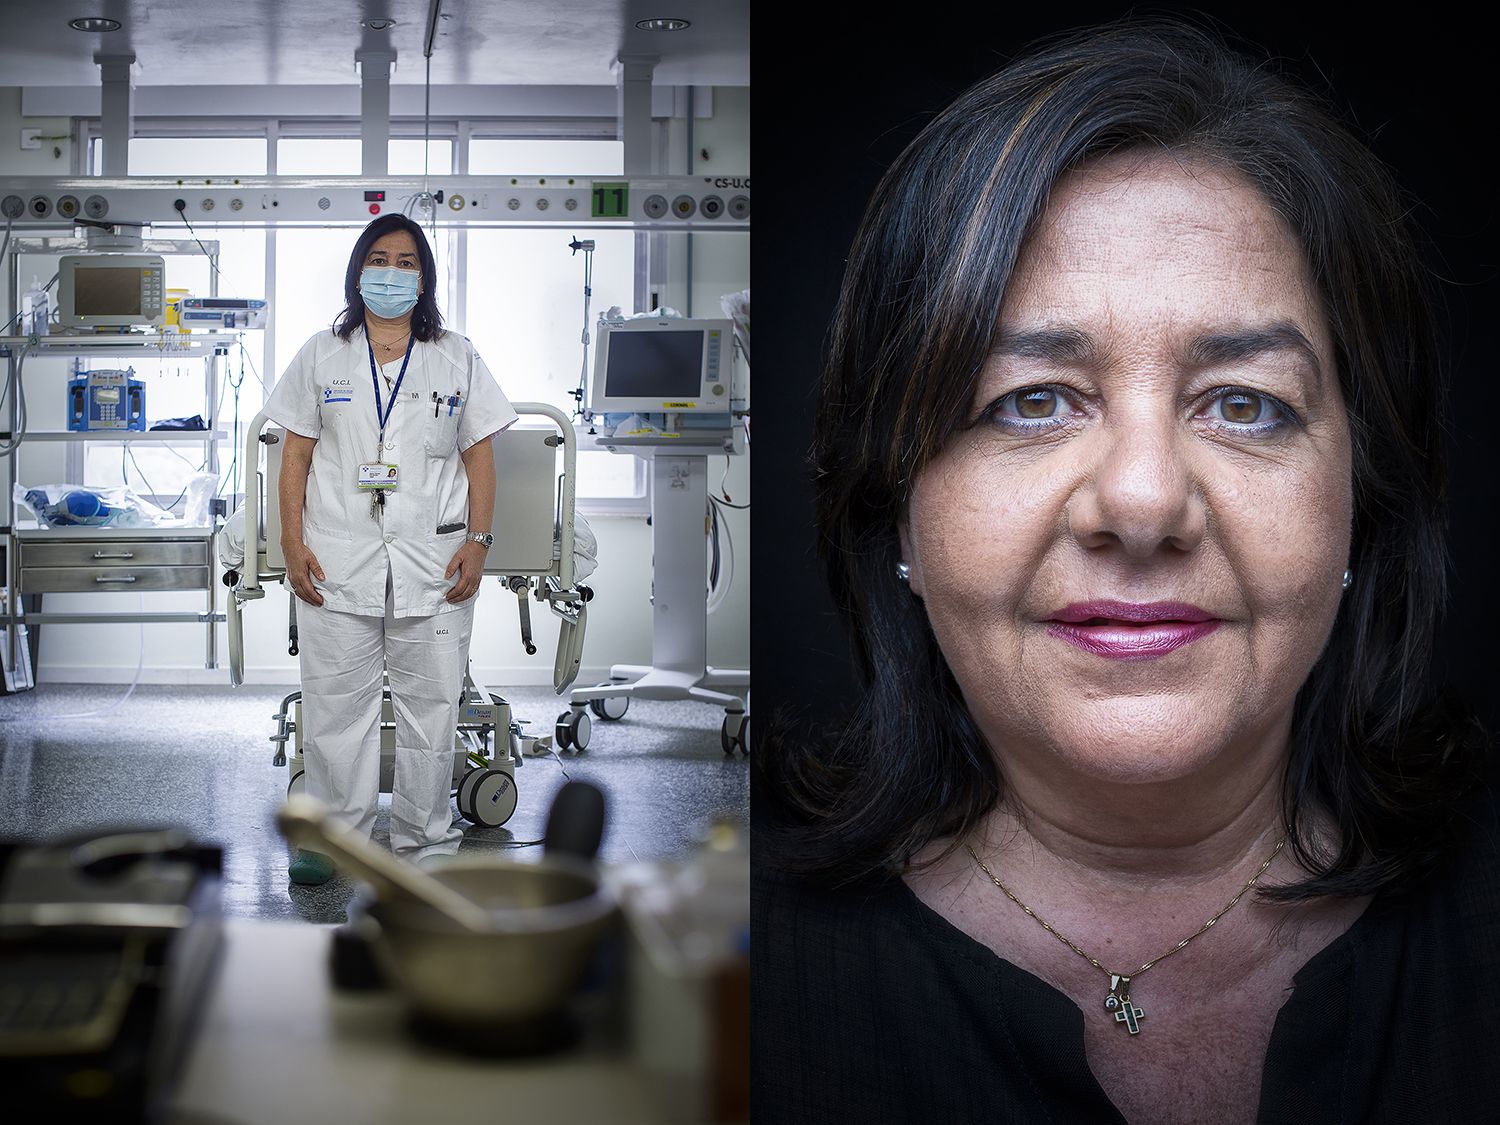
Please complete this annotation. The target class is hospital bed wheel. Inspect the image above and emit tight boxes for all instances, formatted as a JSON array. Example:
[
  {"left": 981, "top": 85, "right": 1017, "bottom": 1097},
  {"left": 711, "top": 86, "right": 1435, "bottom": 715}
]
[
  {"left": 456, "top": 767, "right": 486, "bottom": 821},
  {"left": 721, "top": 712, "right": 748, "bottom": 756},
  {"left": 467, "top": 769, "right": 518, "bottom": 828},
  {"left": 287, "top": 770, "right": 306, "bottom": 799},
  {"left": 589, "top": 689, "right": 629, "bottom": 721},
  {"left": 556, "top": 709, "right": 591, "bottom": 751}
]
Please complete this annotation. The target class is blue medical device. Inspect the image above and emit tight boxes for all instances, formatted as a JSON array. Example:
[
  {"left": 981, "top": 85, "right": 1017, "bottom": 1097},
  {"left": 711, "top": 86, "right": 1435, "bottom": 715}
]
[{"left": 67, "top": 369, "right": 146, "bottom": 431}]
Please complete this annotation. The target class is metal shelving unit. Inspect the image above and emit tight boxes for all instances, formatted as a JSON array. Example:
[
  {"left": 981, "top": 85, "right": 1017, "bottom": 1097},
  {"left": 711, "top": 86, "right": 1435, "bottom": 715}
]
[{"left": 2, "top": 330, "right": 237, "bottom": 682}]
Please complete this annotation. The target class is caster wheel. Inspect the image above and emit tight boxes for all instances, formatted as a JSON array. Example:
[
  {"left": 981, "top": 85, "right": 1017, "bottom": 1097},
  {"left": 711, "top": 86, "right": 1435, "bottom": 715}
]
[
  {"left": 287, "top": 769, "right": 306, "bottom": 799},
  {"left": 457, "top": 766, "right": 485, "bottom": 821},
  {"left": 721, "top": 712, "right": 747, "bottom": 756},
  {"left": 567, "top": 708, "right": 592, "bottom": 751},
  {"left": 555, "top": 712, "right": 574, "bottom": 751},
  {"left": 741, "top": 713, "right": 750, "bottom": 756},
  {"left": 468, "top": 769, "right": 518, "bottom": 827},
  {"left": 589, "top": 687, "right": 629, "bottom": 721}
]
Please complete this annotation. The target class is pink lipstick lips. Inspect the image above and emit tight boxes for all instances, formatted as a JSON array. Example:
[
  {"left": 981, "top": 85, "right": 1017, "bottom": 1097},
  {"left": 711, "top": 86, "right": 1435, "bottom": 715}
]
[{"left": 1046, "top": 600, "right": 1220, "bottom": 661}]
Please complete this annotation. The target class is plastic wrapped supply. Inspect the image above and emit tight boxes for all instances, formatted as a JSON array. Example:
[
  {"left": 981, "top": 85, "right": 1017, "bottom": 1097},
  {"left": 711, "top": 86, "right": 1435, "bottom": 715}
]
[
  {"left": 570, "top": 511, "right": 599, "bottom": 582},
  {"left": 180, "top": 472, "right": 219, "bottom": 528},
  {"left": 219, "top": 502, "right": 249, "bottom": 571},
  {"left": 14, "top": 483, "right": 173, "bottom": 529},
  {"left": 719, "top": 288, "right": 749, "bottom": 366}
]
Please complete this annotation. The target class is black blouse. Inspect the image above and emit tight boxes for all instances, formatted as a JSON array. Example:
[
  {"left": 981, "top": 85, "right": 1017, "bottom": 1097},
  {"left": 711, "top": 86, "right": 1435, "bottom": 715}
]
[{"left": 752, "top": 786, "right": 1500, "bottom": 1124}]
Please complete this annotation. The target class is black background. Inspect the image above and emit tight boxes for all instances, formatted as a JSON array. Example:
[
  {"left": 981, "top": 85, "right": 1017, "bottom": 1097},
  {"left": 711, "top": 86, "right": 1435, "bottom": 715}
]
[{"left": 751, "top": 8, "right": 1499, "bottom": 738}]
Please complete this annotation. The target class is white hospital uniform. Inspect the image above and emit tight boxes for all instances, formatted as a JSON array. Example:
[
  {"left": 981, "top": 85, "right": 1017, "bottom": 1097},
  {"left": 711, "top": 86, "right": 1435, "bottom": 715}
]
[{"left": 265, "top": 326, "right": 517, "bottom": 859}]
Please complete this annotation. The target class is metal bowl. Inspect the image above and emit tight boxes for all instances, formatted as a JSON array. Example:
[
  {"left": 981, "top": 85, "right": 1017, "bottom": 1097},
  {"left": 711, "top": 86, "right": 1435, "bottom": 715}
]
[{"left": 363, "top": 857, "right": 616, "bottom": 1026}]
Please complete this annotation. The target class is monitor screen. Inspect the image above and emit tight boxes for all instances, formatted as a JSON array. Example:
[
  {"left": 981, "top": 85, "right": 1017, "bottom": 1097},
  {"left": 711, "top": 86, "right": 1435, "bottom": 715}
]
[
  {"left": 605, "top": 331, "right": 703, "bottom": 398},
  {"left": 74, "top": 268, "right": 143, "bottom": 317}
]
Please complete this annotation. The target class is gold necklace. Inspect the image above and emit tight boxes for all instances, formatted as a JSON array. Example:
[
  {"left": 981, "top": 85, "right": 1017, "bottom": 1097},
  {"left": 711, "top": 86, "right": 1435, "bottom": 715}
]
[
  {"left": 963, "top": 833, "right": 1285, "bottom": 1036},
  {"left": 372, "top": 330, "right": 411, "bottom": 351}
]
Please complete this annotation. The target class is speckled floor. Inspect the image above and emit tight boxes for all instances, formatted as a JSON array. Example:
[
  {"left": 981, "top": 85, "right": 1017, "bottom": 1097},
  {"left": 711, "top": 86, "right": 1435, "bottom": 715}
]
[{"left": 0, "top": 683, "right": 749, "bottom": 923}]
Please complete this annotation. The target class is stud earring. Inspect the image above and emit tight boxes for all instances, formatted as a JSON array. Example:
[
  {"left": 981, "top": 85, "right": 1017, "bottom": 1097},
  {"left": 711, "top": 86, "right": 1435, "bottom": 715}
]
[
  {"left": 1342, "top": 569, "right": 1353, "bottom": 591},
  {"left": 896, "top": 561, "right": 911, "bottom": 583}
]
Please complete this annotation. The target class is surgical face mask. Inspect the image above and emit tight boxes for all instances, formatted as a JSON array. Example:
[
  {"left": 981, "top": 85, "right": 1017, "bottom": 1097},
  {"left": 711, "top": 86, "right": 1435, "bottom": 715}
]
[{"left": 359, "top": 266, "right": 421, "bottom": 318}]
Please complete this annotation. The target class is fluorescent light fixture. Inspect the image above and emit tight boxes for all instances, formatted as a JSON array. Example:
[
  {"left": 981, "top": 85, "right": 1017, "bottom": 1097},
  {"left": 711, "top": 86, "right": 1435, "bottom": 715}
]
[
  {"left": 635, "top": 17, "right": 691, "bottom": 31},
  {"left": 68, "top": 17, "right": 122, "bottom": 32}
]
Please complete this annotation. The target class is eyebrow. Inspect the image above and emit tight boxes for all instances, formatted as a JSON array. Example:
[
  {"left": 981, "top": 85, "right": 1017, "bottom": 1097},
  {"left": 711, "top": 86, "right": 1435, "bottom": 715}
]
[
  {"left": 991, "top": 321, "right": 1323, "bottom": 388},
  {"left": 990, "top": 327, "right": 1097, "bottom": 365},
  {"left": 1187, "top": 322, "right": 1324, "bottom": 390}
]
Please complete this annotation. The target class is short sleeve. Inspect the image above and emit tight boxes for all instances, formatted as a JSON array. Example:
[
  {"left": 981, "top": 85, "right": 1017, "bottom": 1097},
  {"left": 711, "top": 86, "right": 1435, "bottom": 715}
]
[
  {"left": 457, "top": 341, "right": 519, "bottom": 451},
  {"left": 263, "top": 334, "right": 324, "bottom": 440}
]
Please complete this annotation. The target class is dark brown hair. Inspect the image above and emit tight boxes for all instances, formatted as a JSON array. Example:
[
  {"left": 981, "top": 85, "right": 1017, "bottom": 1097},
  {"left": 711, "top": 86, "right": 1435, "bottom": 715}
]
[
  {"left": 333, "top": 213, "right": 445, "bottom": 342},
  {"left": 771, "top": 19, "right": 1488, "bottom": 900}
]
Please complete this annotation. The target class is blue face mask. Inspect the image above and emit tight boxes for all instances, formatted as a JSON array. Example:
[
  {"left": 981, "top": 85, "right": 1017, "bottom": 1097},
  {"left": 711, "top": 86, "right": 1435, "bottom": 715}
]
[{"left": 359, "top": 266, "right": 421, "bottom": 319}]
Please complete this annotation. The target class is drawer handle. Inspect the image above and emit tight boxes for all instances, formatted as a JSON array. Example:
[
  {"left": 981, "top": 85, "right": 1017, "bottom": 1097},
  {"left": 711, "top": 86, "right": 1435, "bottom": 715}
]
[
  {"left": 93, "top": 551, "right": 136, "bottom": 560},
  {"left": 95, "top": 575, "right": 138, "bottom": 584}
]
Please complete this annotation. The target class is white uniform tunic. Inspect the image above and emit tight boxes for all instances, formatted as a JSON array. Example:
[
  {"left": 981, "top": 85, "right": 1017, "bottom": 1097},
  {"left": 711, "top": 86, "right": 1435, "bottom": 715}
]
[
  {"left": 263, "top": 327, "right": 517, "bottom": 860},
  {"left": 263, "top": 326, "right": 518, "bottom": 616}
]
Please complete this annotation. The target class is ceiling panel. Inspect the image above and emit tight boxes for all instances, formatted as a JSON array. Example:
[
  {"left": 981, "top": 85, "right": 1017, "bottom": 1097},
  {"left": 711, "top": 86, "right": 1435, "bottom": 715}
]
[{"left": 0, "top": 0, "right": 748, "bottom": 87}]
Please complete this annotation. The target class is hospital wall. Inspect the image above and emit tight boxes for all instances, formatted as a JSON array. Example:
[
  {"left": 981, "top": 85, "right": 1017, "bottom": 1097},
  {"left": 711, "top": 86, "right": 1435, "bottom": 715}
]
[{"left": 0, "top": 85, "right": 749, "bottom": 688}]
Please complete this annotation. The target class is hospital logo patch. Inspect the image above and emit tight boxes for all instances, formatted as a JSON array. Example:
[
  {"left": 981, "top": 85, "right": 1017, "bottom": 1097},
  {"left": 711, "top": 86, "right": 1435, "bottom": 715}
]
[{"left": 323, "top": 386, "right": 352, "bottom": 404}]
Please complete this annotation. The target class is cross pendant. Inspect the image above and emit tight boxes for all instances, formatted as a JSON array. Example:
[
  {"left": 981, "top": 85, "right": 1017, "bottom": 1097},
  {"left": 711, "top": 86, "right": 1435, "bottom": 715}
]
[{"left": 1104, "top": 974, "right": 1145, "bottom": 1035}]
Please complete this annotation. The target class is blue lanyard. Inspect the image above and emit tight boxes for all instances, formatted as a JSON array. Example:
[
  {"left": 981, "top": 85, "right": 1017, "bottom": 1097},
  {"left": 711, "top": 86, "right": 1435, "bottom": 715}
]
[{"left": 366, "top": 333, "right": 415, "bottom": 443}]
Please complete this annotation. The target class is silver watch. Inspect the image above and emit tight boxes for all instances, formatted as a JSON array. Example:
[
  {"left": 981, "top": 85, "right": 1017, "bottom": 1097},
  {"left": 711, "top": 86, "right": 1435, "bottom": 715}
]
[{"left": 467, "top": 531, "right": 494, "bottom": 548}]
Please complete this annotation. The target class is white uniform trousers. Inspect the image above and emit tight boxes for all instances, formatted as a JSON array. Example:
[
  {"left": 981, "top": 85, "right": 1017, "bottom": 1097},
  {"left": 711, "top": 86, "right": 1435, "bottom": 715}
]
[{"left": 295, "top": 571, "right": 475, "bottom": 860}]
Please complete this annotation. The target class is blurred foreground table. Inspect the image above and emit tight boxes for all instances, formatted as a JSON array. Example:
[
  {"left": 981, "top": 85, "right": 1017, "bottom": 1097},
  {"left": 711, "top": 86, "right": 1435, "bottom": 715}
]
[{"left": 170, "top": 919, "right": 661, "bottom": 1125}]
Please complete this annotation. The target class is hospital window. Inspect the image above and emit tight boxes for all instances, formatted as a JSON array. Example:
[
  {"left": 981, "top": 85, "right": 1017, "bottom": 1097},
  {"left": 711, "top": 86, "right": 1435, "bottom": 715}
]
[
  {"left": 80, "top": 131, "right": 644, "bottom": 507},
  {"left": 80, "top": 138, "right": 268, "bottom": 511},
  {"left": 463, "top": 140, "right": 637, "bottom": 502},
  {"left": 275, "top": 139, "right": 454, "bottom": 176}
]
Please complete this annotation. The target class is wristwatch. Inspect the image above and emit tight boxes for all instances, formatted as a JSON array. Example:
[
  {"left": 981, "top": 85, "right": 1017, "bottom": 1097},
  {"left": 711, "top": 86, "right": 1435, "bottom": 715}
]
[{"left": 467, "top": 531, "right": 494, "bottom": 548}]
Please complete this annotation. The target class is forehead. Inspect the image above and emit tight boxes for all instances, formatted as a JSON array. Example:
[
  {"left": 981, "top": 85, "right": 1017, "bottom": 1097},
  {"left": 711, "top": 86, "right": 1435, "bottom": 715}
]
[
  {"left": 1004, "top": 152, "right": 1322, "bottom": 336},
  {"left": 366, "top": 230, "right": 420, "bottom": 260}
]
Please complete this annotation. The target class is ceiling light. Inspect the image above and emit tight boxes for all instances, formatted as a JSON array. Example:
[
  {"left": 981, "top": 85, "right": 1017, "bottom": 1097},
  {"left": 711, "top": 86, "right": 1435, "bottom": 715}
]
[
  {"left": 362, "top": 18, "right": 397, "bottom": 31},
  {"left": 68, "top": 17, "right": 122, "bottom": 32},
  {"left": 635, "top": 18, "right": 691, "bottom": 31}
]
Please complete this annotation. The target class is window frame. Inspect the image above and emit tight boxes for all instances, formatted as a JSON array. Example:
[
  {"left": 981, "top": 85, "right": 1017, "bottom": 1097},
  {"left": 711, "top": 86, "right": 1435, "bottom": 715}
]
[{"left": 76, "top": 116, "right": 649, "bottom": 514}]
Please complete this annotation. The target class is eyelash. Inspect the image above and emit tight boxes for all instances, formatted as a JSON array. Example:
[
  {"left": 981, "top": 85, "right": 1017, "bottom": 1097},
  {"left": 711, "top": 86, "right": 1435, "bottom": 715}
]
[{"left": 982, "top": 384, "right": 1300, "bottom": 436}]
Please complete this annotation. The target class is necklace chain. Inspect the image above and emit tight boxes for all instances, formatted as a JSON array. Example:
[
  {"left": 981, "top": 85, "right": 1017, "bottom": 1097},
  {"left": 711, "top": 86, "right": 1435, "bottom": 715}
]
[
  {"left": 963, "top": 834, "right": 1285, "bottom": 982},
  {"left": 372, "top": 329, "right": 411, "bottom": 350}
]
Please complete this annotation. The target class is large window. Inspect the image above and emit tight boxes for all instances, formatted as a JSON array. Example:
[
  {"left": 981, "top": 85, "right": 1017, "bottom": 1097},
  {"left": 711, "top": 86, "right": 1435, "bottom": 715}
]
[
  {"left": 77, "top": 129, "right": 683, "bottom": 507},
  {"left": 468, "top": 139, "right": 622, "bottom": 175},
  {"left": 276, "top": 139, "right": 454, "bottom": 176},
  {"left": 82, "top": 138, "right": 269, "bottom": 510}
]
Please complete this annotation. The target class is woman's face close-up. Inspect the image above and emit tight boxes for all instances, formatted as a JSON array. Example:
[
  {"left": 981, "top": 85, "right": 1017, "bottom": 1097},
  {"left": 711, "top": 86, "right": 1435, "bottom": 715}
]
[
  {"left": 363, "top": 229, "right": 423, "bottom": 287},
  {"left": 901, "top": 153, "right": 1353, "bottom": 788}
]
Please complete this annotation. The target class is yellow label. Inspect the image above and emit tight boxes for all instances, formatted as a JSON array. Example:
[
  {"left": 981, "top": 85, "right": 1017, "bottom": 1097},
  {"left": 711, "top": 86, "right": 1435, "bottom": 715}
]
[{"left": 662, "top": 402, "right": 696, "bottom": 409}]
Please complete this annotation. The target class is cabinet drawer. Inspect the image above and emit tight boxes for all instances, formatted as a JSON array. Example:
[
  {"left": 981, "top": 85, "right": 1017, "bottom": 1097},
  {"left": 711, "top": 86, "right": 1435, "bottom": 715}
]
[
  {"left": 20, "top": 540, "right": 208, "bottom": 568},
  {"left": 20, "top": 566, "right": 211, "bottom": 593}
]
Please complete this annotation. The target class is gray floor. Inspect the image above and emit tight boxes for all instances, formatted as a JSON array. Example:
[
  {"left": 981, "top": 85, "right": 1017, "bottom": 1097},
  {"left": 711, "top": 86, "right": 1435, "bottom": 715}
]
[{"left": 0, "top": 683, "right": 749, "bottom": 923}]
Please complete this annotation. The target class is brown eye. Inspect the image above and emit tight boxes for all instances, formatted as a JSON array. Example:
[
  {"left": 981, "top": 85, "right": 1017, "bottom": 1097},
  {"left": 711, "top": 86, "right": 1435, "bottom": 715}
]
[
  {"left": 1015, "top": 389, "right": 1059, "bottom": 418},
  {"left": 1218, "top": 392, "right": 1264, "bottom": 424}
]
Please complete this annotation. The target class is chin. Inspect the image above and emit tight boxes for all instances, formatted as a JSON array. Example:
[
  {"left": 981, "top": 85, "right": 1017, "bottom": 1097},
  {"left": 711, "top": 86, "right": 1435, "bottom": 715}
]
[{"left": 1029, "top": 697, "right": 1251, "bottom": 785}]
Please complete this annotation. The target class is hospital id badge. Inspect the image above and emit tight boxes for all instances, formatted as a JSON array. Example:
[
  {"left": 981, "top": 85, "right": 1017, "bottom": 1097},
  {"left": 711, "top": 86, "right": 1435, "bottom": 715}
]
[{"left": 358, "top": 462, "right": 400, "bottom": 490}]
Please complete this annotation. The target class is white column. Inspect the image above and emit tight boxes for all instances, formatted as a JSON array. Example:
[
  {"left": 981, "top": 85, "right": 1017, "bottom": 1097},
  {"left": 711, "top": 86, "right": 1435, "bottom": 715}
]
[
  {"left": 356, "top": 49, "right": 397, "bottom": 177},
  {"left": 94, "top": 52, "right": 136, "bottom": 176},
  {"left": 617, "top": 53, "right": 658, "bottom": 313}
]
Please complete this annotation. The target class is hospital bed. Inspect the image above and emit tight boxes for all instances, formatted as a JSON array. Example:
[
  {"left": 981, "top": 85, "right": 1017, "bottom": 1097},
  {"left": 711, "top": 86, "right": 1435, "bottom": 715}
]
[{"left": 221, "top": 402, "right": 592, "bottom": 828}]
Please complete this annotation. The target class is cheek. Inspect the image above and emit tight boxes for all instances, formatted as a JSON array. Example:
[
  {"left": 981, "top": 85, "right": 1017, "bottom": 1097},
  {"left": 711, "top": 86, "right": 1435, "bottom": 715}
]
[
  {"left": 1209, "top": 447, "right": 1351, "bottom": 640},
  {"left": 907, "top": 449, "right": 1070, "bottom": 612}
]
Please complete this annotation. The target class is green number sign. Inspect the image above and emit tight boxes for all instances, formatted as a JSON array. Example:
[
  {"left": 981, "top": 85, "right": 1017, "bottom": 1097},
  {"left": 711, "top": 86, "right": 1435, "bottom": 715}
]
[{"left": 590, "top": 182, "right": 630, "bottom": 218}]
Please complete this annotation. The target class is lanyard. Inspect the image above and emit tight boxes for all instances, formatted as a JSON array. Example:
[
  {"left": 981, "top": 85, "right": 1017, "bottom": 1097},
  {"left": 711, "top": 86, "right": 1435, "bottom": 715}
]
[{"left": 366, "top": 333, "right": 416, "bottom": 444}]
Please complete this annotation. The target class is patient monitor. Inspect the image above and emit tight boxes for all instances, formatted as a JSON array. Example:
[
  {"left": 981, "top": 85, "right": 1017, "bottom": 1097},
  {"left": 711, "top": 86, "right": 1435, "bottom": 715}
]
[{"left": 588, "top": 316, "right": 740, "bottom": 415}]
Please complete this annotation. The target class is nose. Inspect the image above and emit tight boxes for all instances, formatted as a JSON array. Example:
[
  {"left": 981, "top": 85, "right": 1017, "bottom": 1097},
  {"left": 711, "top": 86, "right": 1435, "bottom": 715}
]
[{"left": 1067, "top": 416, "right": 1207, "bottom": 558}]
